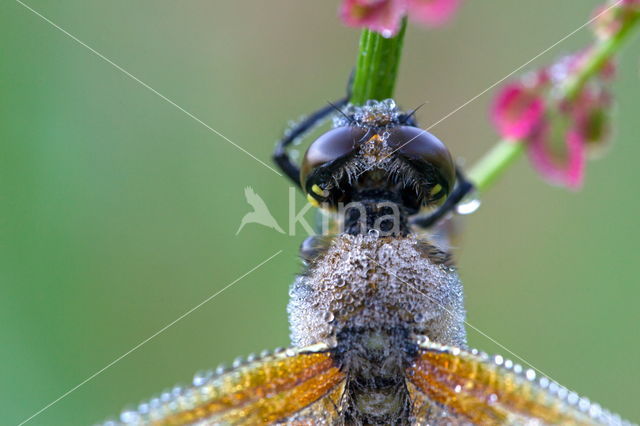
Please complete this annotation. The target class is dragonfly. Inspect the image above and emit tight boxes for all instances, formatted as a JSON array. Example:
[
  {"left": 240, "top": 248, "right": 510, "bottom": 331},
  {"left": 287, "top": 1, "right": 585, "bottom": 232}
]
[{"left": 103, "top": 95, "right": 631, "bottom": 425}]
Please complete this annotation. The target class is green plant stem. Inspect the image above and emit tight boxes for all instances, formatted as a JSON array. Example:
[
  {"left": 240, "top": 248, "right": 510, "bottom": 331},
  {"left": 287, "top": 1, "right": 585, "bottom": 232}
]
[
  {"left": 350, "top": 19, "right": 408, "bottom": 105},
  {"left": 467, "top": 140, "right": 525, "bottom": 192},
  {"left": 467, "top": 10, "right": 640, "bottom": 193},
  {"left": 564, "top": 11, "right": 640, "bottom": 100}
]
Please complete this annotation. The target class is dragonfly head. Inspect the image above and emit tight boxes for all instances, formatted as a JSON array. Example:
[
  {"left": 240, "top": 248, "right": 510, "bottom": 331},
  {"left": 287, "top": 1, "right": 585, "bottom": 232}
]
[{"left": 300, "top": 108, "right": 455, "bottom": 212}]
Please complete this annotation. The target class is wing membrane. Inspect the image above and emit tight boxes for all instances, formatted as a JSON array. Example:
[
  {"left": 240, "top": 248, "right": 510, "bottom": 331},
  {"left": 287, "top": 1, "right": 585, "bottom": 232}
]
[
  {"left": 109, "top": 344, "right": 345, "bottom": 425},
  {"left": 407, "top": 339, "right": 626, "bottom": 425}
]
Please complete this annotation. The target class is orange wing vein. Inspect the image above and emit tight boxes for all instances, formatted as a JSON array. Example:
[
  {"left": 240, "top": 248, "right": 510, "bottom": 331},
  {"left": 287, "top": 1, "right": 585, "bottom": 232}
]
[
  {"left": 407, "top": 339, "right": 627, "bottom": 425},
  {"left": 107, "top": 344, "right": 345, "bottom": 425}
]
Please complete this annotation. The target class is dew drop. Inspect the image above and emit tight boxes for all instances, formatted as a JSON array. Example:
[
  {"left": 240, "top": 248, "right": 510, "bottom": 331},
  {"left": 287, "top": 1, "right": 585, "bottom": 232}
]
[
  {"left": 148, "top": 396, "right": 162, "bottom": 410},
  {"left": 568, "top": 392, "right": 579, "bottom": 405},
  {"left": 578, "top": 397, "right": 590, "bottom": 412},
  {"left": 589, "top": 403, "right": 602, "bottom": 418},
  {"left": 456, "top": 191, "right": 481, "bottom": 215},
  {"left": 368, "top": 229, "right": 380, "bottom": 238},
  {"left": 193, "top": 370, "right": 212, "bottom": 387},
  {"left": 382, "top": 99, "right": 396, "bottom": 110},
  {"left": 232, "top": 356, "right": 244, "bottom": 368},
  {"left": 323, "top": 311, "right": 335, "bottom": 322},
  {"left": 137, "top": 402, "right": 150, "bottom": 415},
  {"left": 416, "top": 335, "right": 428, "bottom": 344},
  {"left": 171, "top": 385, "right": 184, "bottom": 398},
  {"left": 120, "top": 408, "right": 140, "bottom": 424}
]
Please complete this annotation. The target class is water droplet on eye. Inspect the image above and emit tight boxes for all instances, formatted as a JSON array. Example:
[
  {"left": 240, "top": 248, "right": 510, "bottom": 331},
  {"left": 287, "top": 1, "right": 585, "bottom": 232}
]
[
  {"left": 456, "top": 191, "right": 481, "bottom": 215},
  {"left": 368, "top": 229, "right": 380, "bottom": 238}
]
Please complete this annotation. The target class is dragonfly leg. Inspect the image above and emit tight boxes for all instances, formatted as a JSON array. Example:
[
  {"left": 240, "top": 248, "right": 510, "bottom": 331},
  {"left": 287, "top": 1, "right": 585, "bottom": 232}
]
[
  {"left": 411, "top": 168, "right": 475, "bottom": 229},
  {"left": 273, "top": 99, "right": 348, "bottom": 188},
  {"left": 273, "top": 72, "right": 354, "bottom": 188}
]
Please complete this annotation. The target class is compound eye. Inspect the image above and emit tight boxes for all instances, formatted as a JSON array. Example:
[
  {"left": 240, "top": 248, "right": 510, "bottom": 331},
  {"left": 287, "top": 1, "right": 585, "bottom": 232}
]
[
  {"left": 387, "top": 126, "right": 456, "bottom": 198},
  {"left": 300, "top": 126, "right": 368, "bottom": 188}
]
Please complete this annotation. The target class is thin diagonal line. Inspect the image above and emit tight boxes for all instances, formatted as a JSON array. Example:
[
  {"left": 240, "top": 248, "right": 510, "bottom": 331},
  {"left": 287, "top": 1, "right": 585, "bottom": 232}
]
[
  {"left": 353, "top": 0, "right": 623, "bottom": 181},
  {"left": 15, "top": 0, "right": 282, "bottom": 177},
  {"left": 18, "top": 250, "right": 283, "bottom": 426},
  {"left": 364, "top": 255, "right": 558, "bottom": 383},
  {"left": 423, "top": 0, "right": 622, "bottom": 132}
]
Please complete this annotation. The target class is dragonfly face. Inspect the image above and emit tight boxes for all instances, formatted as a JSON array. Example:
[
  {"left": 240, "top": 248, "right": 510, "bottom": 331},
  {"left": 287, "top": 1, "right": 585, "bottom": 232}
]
[
  {"left": 104, "top": 100, "right": 629, "bottom": 425},
  {"left": 301, "top": 102, "right": 455, "bottom": 215}
]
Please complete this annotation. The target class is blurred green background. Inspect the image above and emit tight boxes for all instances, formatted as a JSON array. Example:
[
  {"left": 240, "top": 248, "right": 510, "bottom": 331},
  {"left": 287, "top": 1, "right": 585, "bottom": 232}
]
[{"left": 1, "top": 1, "right": 638, "bottom": 424}]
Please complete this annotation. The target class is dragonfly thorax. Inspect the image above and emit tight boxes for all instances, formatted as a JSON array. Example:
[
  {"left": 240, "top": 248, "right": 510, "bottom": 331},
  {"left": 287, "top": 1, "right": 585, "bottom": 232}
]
[{"left": 288, "top": 234, "right": 467, "bottom": 349}]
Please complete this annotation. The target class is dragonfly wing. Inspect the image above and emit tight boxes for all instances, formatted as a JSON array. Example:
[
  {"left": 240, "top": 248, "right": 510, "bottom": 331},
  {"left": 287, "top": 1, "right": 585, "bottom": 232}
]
[
  {"left": 276, "top": 379, "right": 346, "bottom": 425},
  {"left": 406, "top": 339, "right": 626, "bottom": 425},
  {"left": 109, "top": 344, "right": 345, "bottom": 425}
]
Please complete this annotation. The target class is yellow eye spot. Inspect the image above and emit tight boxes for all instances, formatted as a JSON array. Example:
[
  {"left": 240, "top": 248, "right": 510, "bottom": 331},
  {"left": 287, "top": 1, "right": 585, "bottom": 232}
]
[
  {"left": 306, "top": 193, "right": 320, "bottom": 208},
  {"left": 430, "top": 184, "right": 443, "bottom": 197},
  {"left": 311, "top": 184, "right": 328, "bottom": 197}
]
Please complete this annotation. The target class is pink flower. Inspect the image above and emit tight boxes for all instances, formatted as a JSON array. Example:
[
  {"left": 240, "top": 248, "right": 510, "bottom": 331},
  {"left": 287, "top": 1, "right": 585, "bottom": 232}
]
[
  {"left": 528, "top": 116, "right": 586, "bottom": 190},
  {"left": 340, "top": 0, "right": 463, "bottom": 37},
  {"left": 406, "top": 0, "right": 462, "bottom": 27},
  {"left": 491, "top": 83, "right": 545, "bottom": 140},
  {"left": 592, "top": 0, "right": 640, "bottom": 40},
  {"left": 491, "top": 51, "right": 614, "bottom": 190},
  {"left": 340, "top": 0, "right": 406, "bottom": 37}
]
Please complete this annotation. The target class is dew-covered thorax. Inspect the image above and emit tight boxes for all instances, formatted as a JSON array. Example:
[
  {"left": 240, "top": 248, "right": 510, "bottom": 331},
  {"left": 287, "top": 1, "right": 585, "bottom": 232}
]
[{"left": 287, "top": 233, "right": 467, "bottom": 350}]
